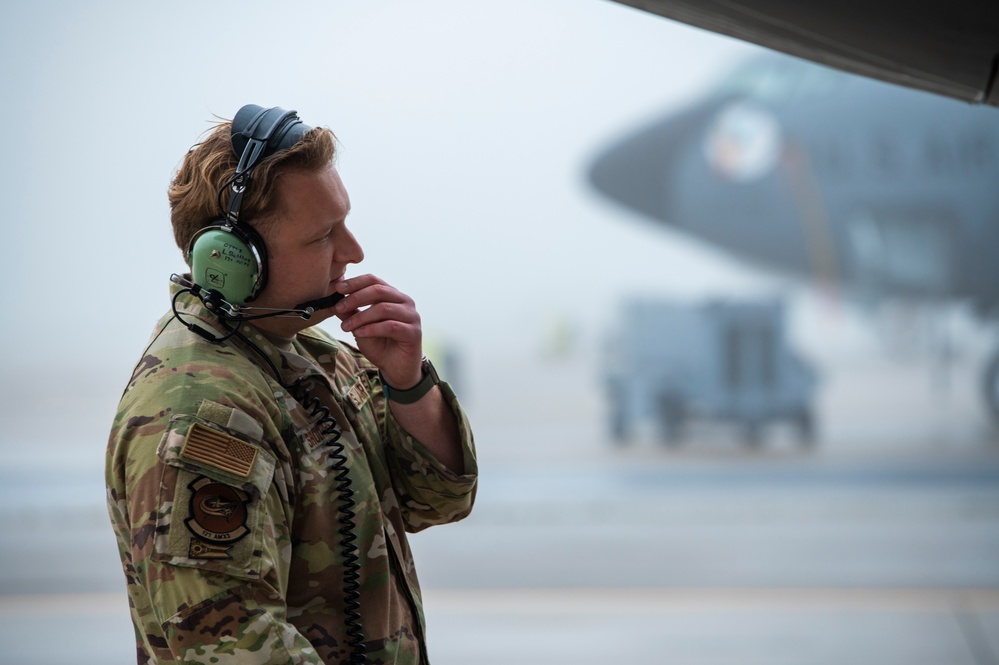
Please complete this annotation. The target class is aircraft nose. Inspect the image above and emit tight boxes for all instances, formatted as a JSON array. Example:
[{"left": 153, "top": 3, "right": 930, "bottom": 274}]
[{"left": 587, "top": 101, "right": 720, "bottom": 224}]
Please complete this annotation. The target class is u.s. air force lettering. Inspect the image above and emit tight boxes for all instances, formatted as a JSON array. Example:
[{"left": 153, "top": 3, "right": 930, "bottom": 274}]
[{"left": 184, "top": 477, "right": 251, "bottom": 559}]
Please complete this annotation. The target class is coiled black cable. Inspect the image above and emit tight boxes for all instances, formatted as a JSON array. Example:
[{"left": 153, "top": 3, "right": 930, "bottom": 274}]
[
  {"left": 228, "top": 326, "right": 366, "bottom": 665},
  {"left": 284, "top": 374, "right": 366, "bottom": 664}
]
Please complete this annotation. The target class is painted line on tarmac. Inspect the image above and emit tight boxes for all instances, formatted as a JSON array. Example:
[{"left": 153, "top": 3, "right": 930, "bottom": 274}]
[
  {"left": 4, "top": 587, "right": 999, "bottom": 617},
  {"left": 421, "top": 587, "right": 999, "bottom": 613},
  {"left": 0, "top": 593, "right": 125, "bottom": 616}
]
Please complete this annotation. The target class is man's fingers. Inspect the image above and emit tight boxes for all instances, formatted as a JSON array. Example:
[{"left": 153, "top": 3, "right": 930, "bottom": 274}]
[
  {"left": 335, "top": 281, "right": 412, "bottom": 314},
  {"left": 348, "top": 319, "right": 421, "bottom": 342},
  {"left": 340, "top": 302, "right": 420, "bottom": 333},
  {"left": 335, "top": 273, "right": 391, "bottom": 298}
]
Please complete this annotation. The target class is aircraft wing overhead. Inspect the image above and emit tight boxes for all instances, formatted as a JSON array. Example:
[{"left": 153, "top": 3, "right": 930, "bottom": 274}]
[{"left": 610, "top": 0, "right": 999, "bottom": 106}]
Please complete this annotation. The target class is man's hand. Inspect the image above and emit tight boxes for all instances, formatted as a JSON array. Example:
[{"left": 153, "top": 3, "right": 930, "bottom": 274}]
[
  {"left": 334, "top": 273, "right": 463, "bottom": 473},
  {"left": 333, "top": 274, "right": 423, "bottom": 389}
]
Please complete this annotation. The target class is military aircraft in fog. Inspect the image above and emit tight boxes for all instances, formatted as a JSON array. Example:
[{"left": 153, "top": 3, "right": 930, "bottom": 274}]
[{"left": 587, "top": 52, "right": 999, "bottom": 419}]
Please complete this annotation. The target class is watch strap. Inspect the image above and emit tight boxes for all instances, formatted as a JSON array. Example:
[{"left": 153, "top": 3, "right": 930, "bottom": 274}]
[{"left": 380, "top": 357, "right": 440, "bottom": 404}]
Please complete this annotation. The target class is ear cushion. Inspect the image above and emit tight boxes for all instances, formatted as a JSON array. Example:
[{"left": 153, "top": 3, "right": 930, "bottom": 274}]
[{"left": 188, "top": 223, "right": 268, "bottom": 305}]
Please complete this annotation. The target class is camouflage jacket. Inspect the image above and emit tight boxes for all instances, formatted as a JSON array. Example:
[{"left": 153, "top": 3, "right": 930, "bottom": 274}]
[{"left": 106, "top": 282, "right": 477, "bottom": 664}]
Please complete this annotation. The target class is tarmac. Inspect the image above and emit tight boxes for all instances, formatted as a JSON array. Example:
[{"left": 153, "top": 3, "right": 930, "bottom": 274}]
[
  {"left": 2, "top": 340, "right": 998, "bottom": 664},
  {"left": 2, "top": 587, "right": 998, "bottom": 665}
]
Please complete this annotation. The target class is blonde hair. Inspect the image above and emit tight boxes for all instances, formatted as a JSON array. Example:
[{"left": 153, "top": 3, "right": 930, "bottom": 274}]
[{"left": 168, "top": 120, "right": 336, "bottom": 261}]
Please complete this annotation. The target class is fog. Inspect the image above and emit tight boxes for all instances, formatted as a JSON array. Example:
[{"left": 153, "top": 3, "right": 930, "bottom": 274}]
[
  {"left": 1, "top": 0, "right": 762, "bottom": 445},
  {"left": 2, "top": 2, "right": 997, "bottom": 664},
  {"left": 1, "top": 0, "right": 750, "bottom": 363}
]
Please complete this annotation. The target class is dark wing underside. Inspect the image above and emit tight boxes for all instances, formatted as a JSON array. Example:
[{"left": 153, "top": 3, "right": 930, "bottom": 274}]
[{"left": 610, "top": 0, "right": 999, "bottom": 106}]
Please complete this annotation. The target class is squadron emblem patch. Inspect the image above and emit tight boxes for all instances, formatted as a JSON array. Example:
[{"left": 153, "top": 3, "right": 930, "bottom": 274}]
[{"left": 184, "top": 476, "right": 251, "bottom": 559}]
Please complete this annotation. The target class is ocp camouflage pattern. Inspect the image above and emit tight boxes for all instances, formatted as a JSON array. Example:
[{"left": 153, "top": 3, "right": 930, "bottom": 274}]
[{"left": 106, "top": 282, "right": 478, "bottom": 664}]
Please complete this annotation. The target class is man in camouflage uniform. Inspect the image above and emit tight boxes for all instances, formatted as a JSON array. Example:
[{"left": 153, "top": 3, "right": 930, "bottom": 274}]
[{"left": 106, "top": 107, "right": 477, "bottom": 664}]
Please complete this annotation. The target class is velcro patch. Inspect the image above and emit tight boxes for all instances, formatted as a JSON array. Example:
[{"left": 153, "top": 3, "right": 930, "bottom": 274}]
[
  {"left": 181, "top": 423, "right": 258, "bottom": 478},
  {"left": 346, "top": 379, "right": 370, "bottom": 410}
]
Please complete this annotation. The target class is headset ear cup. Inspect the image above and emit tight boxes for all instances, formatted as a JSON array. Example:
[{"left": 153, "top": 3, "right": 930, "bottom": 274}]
[
  {"left": 188, "top": 224, "right": 266, "bottom": 305},
  {"left": 238, "top": 223, "right": 268, "bottom": 298}
]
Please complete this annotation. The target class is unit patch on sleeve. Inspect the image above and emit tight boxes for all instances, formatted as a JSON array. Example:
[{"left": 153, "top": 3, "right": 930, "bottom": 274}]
[{"left": 184, "top": 477, "right": 251, "bottom": 559}]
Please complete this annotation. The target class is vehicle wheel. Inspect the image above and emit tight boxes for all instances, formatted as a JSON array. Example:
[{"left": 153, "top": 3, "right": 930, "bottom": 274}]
[
  {"left": 742, "top": 420, "right": 763, "bottom": 447},
  {"left": 983, "top": 353, "right": 999, "bottom": 424},
  {"left": 610, "top": 401, "right": 629, "bottom": 445},
  {"left": 658, "top": 396, "right": 685, "bottom": 444},
  {"left": 795, "top": 409, "right": 816, "bottom": 446}
]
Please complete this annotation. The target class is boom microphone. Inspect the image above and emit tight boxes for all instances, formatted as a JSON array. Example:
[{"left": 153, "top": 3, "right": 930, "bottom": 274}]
[{"left": 293, "top": 292, "right": 345, "bottom": 317}]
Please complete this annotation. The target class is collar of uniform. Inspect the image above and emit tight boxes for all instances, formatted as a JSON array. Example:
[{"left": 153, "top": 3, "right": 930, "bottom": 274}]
[{"left": 237, "top": 325, "right": 333, "bottom": 388}]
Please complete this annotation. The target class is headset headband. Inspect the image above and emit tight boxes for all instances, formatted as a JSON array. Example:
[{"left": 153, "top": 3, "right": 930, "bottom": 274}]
[
  {"left": 224, "top": 105, "right": 313, "bottom": 224},
  {"left": 231, "top": 105, "right": 311, "bottom": 174}
]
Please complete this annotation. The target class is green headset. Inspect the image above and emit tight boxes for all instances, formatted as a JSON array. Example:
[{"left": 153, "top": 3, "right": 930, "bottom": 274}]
[{"left": 187, "top": 104, "right": 312, "bottom": 306}]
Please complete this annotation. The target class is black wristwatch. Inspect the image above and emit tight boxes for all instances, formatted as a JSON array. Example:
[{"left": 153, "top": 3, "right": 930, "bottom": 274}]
[{"left": 380, "top": 357, "right": 440, "bottom": 404}]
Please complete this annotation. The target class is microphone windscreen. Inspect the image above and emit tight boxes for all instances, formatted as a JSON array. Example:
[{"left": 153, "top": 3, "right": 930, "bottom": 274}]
[{"left": 293, "top": 292, "right": 344, "bottom": 312}]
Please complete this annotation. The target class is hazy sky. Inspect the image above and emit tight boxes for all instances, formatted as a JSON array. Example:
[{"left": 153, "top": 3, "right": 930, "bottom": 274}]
[
  {"left": 1, "top": 0, "right": 757, "bottom": 380},
  {"left": 2, "top": 0, "right": 994, "bottom": 480}
]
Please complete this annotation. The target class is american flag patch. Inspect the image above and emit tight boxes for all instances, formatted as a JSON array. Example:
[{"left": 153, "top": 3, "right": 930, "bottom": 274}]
[{"left": 181, "top": 423, "right": 258, "bottom": 478}]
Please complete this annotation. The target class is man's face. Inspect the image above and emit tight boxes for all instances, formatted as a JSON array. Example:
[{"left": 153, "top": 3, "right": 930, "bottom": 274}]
[{"left": 250, "top": 165, "right": 363, "bottom": 337}]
